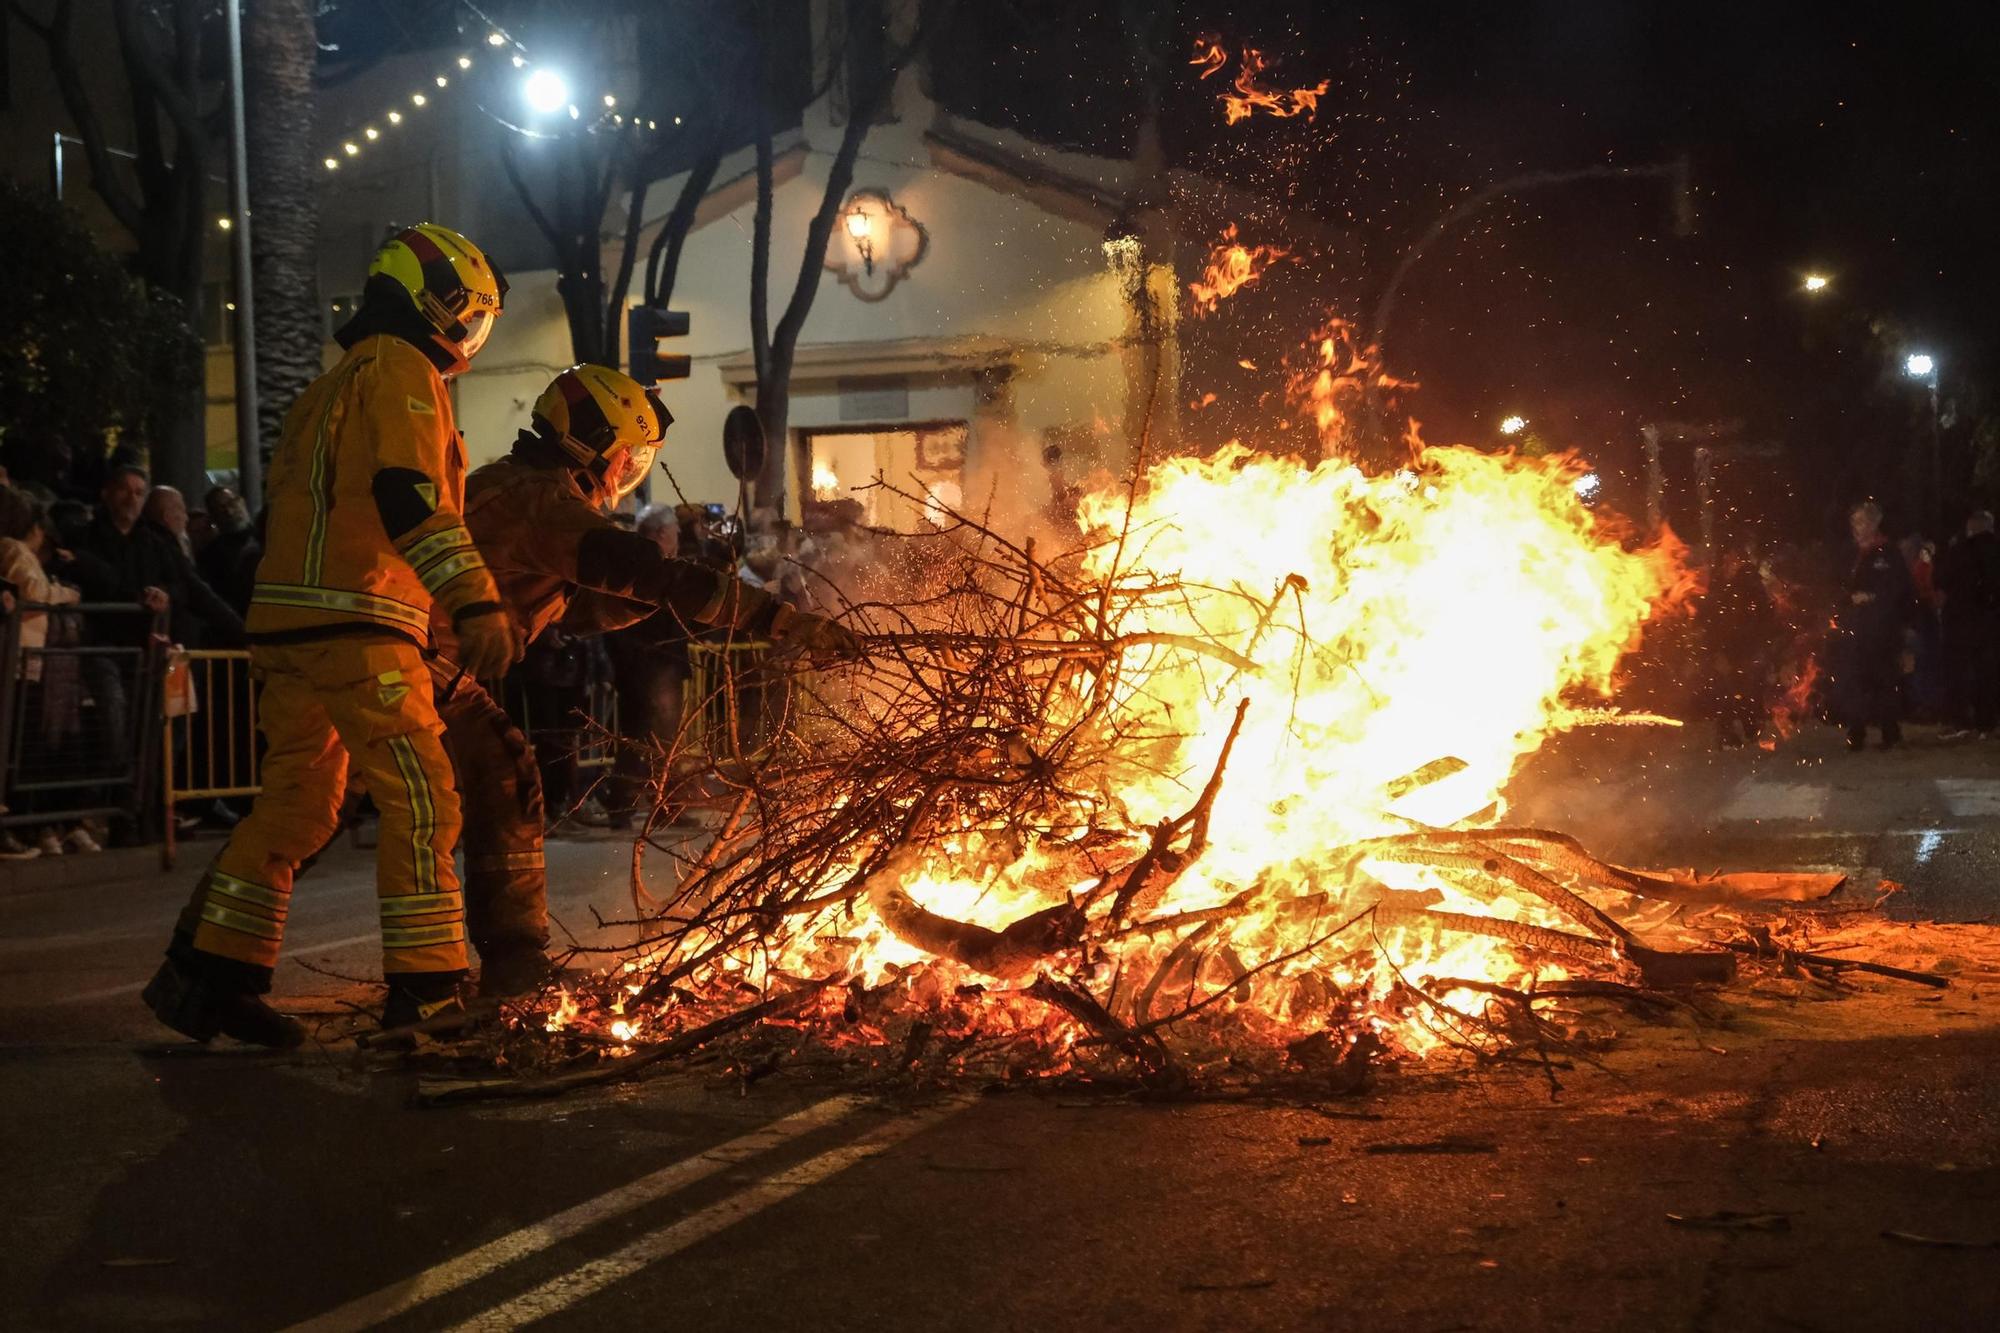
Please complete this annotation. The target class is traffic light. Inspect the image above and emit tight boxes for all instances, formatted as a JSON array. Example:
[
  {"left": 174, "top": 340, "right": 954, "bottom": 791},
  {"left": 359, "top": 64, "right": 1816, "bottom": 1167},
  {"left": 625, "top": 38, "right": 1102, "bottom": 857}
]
[{"left": 628, "top": 305, "right": 691, "bottom": 385}]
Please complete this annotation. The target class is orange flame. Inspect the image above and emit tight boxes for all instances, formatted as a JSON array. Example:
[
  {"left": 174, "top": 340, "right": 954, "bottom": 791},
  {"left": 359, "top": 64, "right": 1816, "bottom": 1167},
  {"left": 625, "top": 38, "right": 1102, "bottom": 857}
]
[
  {"left": 1285, "top": 319, "right": 1419, "bottom": 456},
  {"left": 1189, "top": 33, "right": 1229, "bottom": 79},
  {"left": 1767, "top": 655, "right": 1820, "bottom": 745},
  {"left": 1200, "top": 43, "right": 1330, "bottom": 125},
  {"left": 1189, "top": 223, "right": 1289, "bottom": 316}
]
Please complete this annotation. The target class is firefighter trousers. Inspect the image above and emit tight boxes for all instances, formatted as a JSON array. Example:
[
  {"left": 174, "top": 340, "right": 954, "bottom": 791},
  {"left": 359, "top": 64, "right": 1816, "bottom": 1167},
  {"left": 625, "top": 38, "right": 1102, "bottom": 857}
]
[
  {"left": 427, "top": 658, "right": 549, "bottom": 957},
  {"left": 176, "top": 636, "right": 467, "bottom": 980}
]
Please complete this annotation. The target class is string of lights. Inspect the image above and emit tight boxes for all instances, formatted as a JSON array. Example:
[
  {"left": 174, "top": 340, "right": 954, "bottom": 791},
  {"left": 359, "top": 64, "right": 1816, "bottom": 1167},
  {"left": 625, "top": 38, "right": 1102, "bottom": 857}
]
[{"left": 313, "top": 1, "right": 674, "bottom": 177}]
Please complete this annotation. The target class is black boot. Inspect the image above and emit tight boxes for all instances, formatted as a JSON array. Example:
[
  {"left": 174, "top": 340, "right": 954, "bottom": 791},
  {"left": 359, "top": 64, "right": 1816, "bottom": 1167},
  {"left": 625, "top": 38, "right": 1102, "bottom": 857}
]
[
  {"left": 476, "top": 942, "right": 553, "bottom": 998},
  {"left": 142, "top": 955, "right": 305, "bottom": 1050},
  {"left": 381, "top": 970, "right": 470, "bottom": 1034}
]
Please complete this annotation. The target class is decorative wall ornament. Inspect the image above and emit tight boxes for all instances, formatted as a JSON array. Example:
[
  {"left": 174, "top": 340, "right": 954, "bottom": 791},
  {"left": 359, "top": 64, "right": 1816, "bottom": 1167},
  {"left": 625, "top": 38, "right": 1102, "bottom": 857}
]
[{"left": 826, "top": 188, "right": 928, "bottom": 301}]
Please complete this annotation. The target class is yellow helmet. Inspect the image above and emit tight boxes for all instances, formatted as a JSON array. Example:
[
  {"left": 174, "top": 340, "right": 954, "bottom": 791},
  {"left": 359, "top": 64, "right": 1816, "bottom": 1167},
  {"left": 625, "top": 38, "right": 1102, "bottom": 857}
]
[
  {"left": 532, "top": 364, "right": 672, "bottom": 504},
  {"left": 367, "top": 223, "right": 507, "bottom": 375}
]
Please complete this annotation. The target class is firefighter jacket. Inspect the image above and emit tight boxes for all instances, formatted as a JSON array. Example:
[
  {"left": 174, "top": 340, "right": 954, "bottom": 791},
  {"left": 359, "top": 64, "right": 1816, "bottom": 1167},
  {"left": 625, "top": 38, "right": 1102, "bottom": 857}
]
[
  {"left": 442, "top": 451, "right": 780, "bottom": 654},
  {"left": 247, "top": 334, "right": 500, "bottom": 645}
]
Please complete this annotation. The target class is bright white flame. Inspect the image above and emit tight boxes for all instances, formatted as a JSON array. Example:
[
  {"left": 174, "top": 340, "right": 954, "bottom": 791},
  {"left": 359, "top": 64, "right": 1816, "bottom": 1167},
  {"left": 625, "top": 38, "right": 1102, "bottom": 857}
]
[
  {"left": 1906, "top": 353, "right": 1936, "bottom": 379},
  {"left": 1573, "top": 470, "right": 1602, "bottom": 503},
  {"left": 1802, "top": 273, "right": 1829, "bottom": 292},
  {"left": 524, "top": 68, "right": 569, "bottom": 113},
  {"left": 845, "top": 208, "right": 871, "bottom": 241},
  {"left": 811, "top": 463, "right": 841, "bottom": 497},
  {"left": 1498, "top": 415, "right": 1528, "bottom": 436}
]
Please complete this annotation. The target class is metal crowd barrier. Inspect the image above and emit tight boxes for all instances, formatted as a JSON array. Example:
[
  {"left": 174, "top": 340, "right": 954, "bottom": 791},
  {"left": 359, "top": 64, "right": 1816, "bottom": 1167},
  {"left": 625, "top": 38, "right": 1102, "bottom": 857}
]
[
  {"left": 0, "top": 601, "right": 166, "bottom": 842},
  {"left": 159, "top": 649, "right": 260, "bottom": 869},
  {"left": 682, "top": 640, "right": 783, "bottom": 759},
  {"left": 120, "top": 635, "right": 780, "bottom": 866},
  {"left": 510, "top": 674, "right": 621, "bottom": 772}
]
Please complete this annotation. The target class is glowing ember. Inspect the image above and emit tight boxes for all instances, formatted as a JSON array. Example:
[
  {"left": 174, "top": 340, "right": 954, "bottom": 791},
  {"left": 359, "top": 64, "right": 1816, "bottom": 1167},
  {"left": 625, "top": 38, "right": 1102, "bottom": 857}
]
[{"left": 1189, "top": 223, "right": 1289, "bottom": 316}]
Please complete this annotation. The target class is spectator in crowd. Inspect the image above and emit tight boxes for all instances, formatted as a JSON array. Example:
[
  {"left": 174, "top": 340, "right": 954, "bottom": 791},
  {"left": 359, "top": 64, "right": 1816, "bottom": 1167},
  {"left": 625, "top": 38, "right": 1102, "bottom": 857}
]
[
  {"left": 0, "top": 486, "right": 98, "bottom": 856},
  {"left": 62, "top": 468, "right": 243, "bottom": 828},
  {"left": 1899, "top": 533, "right": 1944, "bottom": 720},
  {"left": 1835, "top": 500, "right": 1916, "bottom": 752},
  {"left": 71, "top": 466, "right": 243, "bottom": 649},
  {"left": 143, "top": 485, "right": 194, "bottom": 560},
  {"left": 196, "top": 486, "right": 260, "bottom": 617},
  {"left": 1935, "top": 509, "right": 2000, "bottom": 739}
]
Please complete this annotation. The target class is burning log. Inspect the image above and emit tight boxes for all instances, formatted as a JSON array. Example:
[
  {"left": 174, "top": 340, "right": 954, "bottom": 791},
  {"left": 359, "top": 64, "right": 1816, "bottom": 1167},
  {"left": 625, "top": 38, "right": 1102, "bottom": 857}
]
[{"left": 864, "top": 847, "right": 1086, "bottom": 980}]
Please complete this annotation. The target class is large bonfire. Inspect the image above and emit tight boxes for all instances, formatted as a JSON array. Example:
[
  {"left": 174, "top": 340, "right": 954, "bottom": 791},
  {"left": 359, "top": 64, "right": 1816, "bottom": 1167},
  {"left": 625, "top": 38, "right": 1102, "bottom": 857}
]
[{"left": 409, "top": 277, "right": 1863, "bottom": 1097}]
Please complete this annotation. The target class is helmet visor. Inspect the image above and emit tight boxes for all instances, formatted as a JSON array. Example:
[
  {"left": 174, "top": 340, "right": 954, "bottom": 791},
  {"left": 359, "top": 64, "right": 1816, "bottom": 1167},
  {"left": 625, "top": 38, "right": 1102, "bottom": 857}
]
[
  {"left": 458, "top": 306, "right": 496, "bottom": 362},
  {"left": 604, "top": 442, "right": 659, "bottom": 504}
]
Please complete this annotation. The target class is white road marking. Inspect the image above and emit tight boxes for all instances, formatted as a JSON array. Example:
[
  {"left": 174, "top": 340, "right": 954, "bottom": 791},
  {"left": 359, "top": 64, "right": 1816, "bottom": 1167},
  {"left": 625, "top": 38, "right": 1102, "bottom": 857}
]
[
  {"left": 1771, "top": 828, "right": 1961, "bottom": 840},
  {"left": 283, "top": 1095, "right": 870, "bottom": 1333},
  {"left": 34, "top": 932, "right": 383, "bottom": 1007},
  {"left": 1718, "top": 780, "right": 1828, "bottom": 823},
  {"left": 1935, "top": 779, "right": 2000, "bottom": 818},
  {"left": 451, "top": 1098, "right": 972, "bottom": 1332}
]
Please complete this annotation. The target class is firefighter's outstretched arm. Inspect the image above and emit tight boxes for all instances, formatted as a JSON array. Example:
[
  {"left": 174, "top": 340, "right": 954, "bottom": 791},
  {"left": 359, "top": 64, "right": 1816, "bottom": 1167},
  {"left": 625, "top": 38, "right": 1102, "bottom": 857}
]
[
  {"left": 363, "top": 356, "right": 522, "bottom": 679},
  {"left": 576, "top": 525, "right": 860, "bottom": 656}
]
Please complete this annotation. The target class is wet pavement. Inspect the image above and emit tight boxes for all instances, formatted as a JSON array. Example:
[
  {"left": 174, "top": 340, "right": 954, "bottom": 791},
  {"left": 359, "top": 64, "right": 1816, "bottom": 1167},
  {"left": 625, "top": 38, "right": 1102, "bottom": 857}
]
[{"left": 4, "top": 726, "right": 1998, "bottom": 1330}]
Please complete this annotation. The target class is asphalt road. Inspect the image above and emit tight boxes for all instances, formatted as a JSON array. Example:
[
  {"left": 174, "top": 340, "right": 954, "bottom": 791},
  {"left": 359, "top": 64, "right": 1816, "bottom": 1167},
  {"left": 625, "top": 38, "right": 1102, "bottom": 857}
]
[{"left": 4, "top": 726, "right": 1999, "bottom": 1331}]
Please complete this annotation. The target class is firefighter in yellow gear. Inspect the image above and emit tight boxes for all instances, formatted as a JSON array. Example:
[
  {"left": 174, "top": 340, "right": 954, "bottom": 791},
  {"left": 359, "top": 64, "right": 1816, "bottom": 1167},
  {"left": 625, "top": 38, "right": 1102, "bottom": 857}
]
[
  {"left": 431, "top": 364, "right": 861, "bottom": 994},
  {"left": 144, "top": 223, "right": 522, "bottom": 1047}
]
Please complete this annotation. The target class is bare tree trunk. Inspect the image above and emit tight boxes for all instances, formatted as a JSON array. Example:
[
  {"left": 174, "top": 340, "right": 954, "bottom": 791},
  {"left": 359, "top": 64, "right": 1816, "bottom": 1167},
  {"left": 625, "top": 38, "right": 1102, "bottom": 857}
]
[
  {"left": 242, "top": 0, "right": 319, "bottom": 492},
  {"left": 751, "top": 0, "right": 937, "bottom": 512}
]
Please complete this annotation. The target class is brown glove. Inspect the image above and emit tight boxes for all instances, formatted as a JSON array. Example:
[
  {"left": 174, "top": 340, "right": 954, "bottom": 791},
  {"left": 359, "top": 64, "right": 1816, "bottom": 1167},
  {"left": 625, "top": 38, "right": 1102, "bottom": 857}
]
[
  {"left": 769, "top": 606, "right": 864, "bottom": 662},
  {"left": 454, "top": 606, "right": 525, "bottom": 683}
]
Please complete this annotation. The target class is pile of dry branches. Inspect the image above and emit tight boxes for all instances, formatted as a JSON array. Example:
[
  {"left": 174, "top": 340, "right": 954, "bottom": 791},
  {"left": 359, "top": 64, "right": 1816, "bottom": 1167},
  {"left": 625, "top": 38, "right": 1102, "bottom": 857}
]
[{"left": 396, "top": 483, "right": 1945, "bottom": 1105}]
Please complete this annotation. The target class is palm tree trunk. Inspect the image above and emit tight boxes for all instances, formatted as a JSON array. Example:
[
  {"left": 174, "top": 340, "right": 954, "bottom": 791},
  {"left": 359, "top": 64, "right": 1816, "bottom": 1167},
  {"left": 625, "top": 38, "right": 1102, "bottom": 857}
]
[{"left": 243, "top": 0, "right": 319, "bottom": 492}]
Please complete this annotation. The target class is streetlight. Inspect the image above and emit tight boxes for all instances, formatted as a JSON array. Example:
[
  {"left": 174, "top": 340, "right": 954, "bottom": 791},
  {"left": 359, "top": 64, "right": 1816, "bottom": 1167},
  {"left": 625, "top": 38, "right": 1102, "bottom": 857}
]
[
  {"left": 1499, "top": 414, "right": 1528, "bottom": 436},
  {"left": 524, "top": 68, "right": 569, "bottom": 114},
  {"left": 1802, "top": 273, "right": 1829, "bottom": 293},
  {"left": 1905, "top": 352, "right": 1941, "bottom": 530}
]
